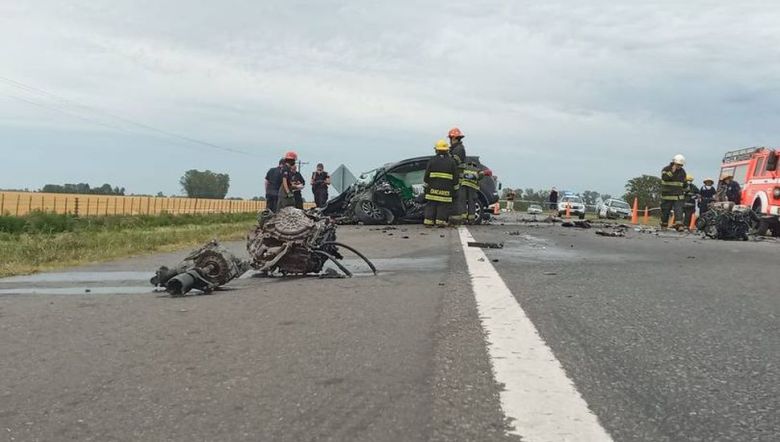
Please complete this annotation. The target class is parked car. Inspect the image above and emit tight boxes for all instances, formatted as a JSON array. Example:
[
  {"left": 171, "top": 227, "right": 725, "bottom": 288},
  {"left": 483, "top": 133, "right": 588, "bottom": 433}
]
[
  {"left": 527, "top": 204, "right": 543, "bottom": 215},
  {"left": 557, "top": 195, "right": 586, "bottom": 219},
  {"left": 321, "top": 156, "right": 500, "bottom": 225},
  {"left": 597, "top": 198, "right": 632, "bottom": 219}
]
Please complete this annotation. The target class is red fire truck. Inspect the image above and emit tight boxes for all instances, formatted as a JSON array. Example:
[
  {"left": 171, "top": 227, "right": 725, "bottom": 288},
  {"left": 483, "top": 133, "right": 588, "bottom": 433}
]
[{"left": 720, "top": 147, "right": 780, "bottom": 234}]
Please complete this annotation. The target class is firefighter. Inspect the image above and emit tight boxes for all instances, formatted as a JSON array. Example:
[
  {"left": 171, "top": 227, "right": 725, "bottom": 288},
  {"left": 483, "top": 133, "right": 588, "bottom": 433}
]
[
  {"left": 448, "top": 127, "right": 467, "bottom": 164},
  {"left": 719, "top": 175, "right": 742, "bottom": 204},
  {"left": 448, "top": 127, "right": 467, "bottom": 224},
  {"left": 424, "top": 140, "right": 459, "bottom": 227},
  {"left": 660, "top": 154, "right": 687, "bottom": 230},
  {"left": 311, "top": 163, "right": 331, "bottom": 208},
  {"left": 277, "top": 151, "right": 298, "bottom": 210},
  {"left": 699, "top": 178, "right": 716, "bottom": 215},
  {"left": 456, "top": 160, "right": 484, "bottom": 224},
  {"left": 683, "top": 175, "right": 699, "bottom": 228}
]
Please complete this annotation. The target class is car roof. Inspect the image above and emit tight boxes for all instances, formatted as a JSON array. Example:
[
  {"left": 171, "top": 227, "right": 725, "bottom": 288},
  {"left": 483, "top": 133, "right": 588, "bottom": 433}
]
[{"left": 386, "top": 155, "right": 483, "bottom": 169}]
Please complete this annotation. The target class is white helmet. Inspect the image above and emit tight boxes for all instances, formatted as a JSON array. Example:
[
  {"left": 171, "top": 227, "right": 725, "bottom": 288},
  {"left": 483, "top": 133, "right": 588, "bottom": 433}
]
[{"left": 672, "top": 154, "right": 686, "bottom": 165}]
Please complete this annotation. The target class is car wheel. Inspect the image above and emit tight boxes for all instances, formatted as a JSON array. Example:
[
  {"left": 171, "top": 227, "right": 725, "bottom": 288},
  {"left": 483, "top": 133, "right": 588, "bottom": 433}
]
[
  {"left": 473, "top": 199, "right": 485, "bottom": 225},
  {"left": 578, "top": 213, "right": 586, "bottom": 220},
  {"left": 354, "top": 199, "right": 390, "bottom": 225}
]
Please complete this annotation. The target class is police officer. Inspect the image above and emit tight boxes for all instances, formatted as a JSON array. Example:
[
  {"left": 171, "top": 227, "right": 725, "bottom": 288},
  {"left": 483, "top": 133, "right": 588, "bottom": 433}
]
[
  {"left": 447, "top": 127, "right": 467, "bottom": 224},
  {"left": 264, "top": 159, "right": 284, "bottom": 212},
  {"left": 660, "top": 154, "right": 687, "bottom": 230},
  {"left": 456, "top": 160, "right": 484, "bottom": 224},
  {"left": 699, "top": 178, "right": 716, "bottom": 215},
  {"left": 290, "top": 163, "right": 305, "bottom": 209},
  {"left": 424, "top": 140, "right": 459, "bottom": 227},
  {"left": 311, "top": 163, "right": 331, "bottom": 208},
  {"left": 683, "top": 175, "right": 699, "bottom": 228}
]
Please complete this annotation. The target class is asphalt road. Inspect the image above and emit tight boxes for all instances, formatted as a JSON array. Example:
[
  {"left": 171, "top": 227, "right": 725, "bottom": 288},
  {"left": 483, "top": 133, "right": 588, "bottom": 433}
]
[{"left": 0, "top": 217, "right": 778, "bottom": 441}]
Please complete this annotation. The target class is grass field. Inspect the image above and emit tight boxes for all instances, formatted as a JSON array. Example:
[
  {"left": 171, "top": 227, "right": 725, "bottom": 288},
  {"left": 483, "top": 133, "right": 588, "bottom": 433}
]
[{"left": 0, "top": 212, "right": 257, "bottom": 277}]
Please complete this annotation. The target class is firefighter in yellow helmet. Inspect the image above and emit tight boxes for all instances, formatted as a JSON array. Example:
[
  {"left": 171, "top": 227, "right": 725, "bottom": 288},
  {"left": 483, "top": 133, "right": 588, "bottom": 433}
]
[
  {"left": 424, "top": 140, "right": 459, "bottom": 227},
  {"left": 683, "top": 174, "right": 699, "bottom": 229}
]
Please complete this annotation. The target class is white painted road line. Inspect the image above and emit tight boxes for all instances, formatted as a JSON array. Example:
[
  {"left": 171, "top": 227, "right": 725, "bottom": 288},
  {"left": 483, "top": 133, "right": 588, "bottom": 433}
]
[{"left": 459, "top": 227, "right": 613, "bottom": 442}]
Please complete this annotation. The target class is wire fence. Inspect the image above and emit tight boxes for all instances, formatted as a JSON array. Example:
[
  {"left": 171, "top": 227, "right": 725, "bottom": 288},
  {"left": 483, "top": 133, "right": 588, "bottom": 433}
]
[{"left": 0, "top": 191, "right": 309, "bottom": 217}]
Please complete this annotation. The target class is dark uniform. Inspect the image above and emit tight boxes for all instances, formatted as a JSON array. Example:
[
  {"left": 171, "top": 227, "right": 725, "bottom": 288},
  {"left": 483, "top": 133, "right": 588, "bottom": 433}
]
[
  {"left": 683, "top": 182, "right": 699, "bottom": 228},
  {"left": 265, "top": 165, "right": 282, "bottom": 211},
  {"left": 449, "top": 140, "right": 467, "bottom": 224},
  {"left": 292, "top": 171, "right": 305, "bottom": 209},
  {"left": 660, "top": 164, "right": 687, "bottom": 228},
  {"left": 311, "top": 171, "right": 330, "bottom": 208},
  {"left": 699, "top": 185, "right": 717, "bottom": 215},
  {"left": 424, "top": 152, "right": 459, "bottom": 227},
  {"left": 456, "top": 161, "right": 483, "bottom": 224},
  {"left": 548, "top": 189, "right": 559, "bottom": 211},
  {"left": 276, "top": 163, "right": 296, "bottom": 210},
  {"left": 725, "top": 180, "right": 742, "bottom": 204}
]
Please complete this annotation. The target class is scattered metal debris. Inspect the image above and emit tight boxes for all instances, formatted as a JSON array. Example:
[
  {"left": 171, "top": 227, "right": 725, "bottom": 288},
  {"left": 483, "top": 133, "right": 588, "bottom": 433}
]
[
  {"left": 696, "top": 202, "right": 759, "bottom": 241},
  {"left": 467, "top": 241, "right": 504, "bottom": 249},
  {"left": 151, "top": 240, "right": 249, "bottom": 297},
  {"left": 595, "top": 228, "right": 626, "bottom": 238},
  {"left": 561, "top": 220, "right": 592, "bottom": 229},
  {"left": 247, "top": 207, "right": 377, "bottom": 277}
]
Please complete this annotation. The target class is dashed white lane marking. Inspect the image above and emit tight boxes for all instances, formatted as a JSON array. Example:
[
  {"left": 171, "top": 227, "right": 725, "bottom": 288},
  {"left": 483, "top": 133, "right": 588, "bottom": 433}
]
[{"left": 459, "top": 227, "right": 613, "bottom": 442}]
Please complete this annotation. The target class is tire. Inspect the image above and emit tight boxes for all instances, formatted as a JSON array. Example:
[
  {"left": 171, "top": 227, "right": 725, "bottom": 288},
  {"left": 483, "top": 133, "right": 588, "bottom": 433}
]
[
  {"left": 578, "top": 213, "right": 586, "bottom": 220},
  {"left": 354, "top": 199, "right": 390, "bottom": 225},
  {"left": 473, "top": 199, "right": 485, "bottom": 225}
]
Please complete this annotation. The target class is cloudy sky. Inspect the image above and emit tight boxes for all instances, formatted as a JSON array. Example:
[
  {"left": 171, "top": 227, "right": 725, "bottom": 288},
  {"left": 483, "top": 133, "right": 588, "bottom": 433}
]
[{"left": 1, "top": 0, "right": 779, "bottom": 198}]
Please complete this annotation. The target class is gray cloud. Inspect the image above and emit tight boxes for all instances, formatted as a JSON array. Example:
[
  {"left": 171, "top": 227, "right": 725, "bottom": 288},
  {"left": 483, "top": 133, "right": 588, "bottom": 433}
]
[{"left": 2, "top": 0, "right": 779, "bottom": 197}]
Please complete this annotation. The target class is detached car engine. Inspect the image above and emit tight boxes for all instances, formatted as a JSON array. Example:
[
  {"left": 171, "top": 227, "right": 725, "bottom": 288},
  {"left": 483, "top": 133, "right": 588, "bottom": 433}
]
[{"left": 247, "top": 207, "right": 376, "bottom": 277}]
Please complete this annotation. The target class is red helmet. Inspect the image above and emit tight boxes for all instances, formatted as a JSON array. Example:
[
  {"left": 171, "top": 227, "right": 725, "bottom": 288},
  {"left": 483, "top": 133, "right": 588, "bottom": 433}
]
[
  {"left": 448, "top": 127, "right": 464, "bottom": 138},
  {"left": 284, "top": 151, "right": 298, "bottom": 161}
]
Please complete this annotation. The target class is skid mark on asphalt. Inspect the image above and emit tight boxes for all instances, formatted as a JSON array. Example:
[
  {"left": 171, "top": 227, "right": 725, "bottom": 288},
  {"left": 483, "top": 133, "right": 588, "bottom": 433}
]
[{"left": 460, "top": 227, "right": 613, "bottom": 442}]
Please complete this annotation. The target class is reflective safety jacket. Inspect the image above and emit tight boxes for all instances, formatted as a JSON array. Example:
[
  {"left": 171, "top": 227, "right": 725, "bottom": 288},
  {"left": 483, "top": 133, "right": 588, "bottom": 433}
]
[
  {"left": 683, "top": 183, "right": 699, "bottom": 207},
  {"left": 661, "top": 164, "right": 687, "bottom": 201},
  {"left": 459, "top": 162, "right": 483, "bottom": 190},
  {"left": 424, "top": 153, "right": 459, "bottom": 203}
]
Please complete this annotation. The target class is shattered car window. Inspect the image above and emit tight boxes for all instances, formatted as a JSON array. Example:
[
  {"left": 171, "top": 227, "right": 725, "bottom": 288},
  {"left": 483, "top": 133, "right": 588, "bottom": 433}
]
[{"left": 357, "top": 168, "right": 380, "bottom": 185}]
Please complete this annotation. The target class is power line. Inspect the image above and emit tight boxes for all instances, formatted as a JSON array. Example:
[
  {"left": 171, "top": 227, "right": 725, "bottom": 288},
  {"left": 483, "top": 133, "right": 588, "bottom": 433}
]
[{"left": 0, "top": 75, "right": 256, "bottom": 157}]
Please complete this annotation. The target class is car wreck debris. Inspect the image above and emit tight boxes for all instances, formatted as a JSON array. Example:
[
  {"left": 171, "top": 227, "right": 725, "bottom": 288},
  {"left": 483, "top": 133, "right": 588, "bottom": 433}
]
[
  {"left": 151, "top": 240, "right": 249, "bottom": 296},
  {"left": 247, "top": 207, "right": 376, "bottom": 277},
  {"left": 696, "top": 202, "right": 760, "bottom": 241},
  {"left": 467, "top": 241, "right": 504, "bottom": 249}
]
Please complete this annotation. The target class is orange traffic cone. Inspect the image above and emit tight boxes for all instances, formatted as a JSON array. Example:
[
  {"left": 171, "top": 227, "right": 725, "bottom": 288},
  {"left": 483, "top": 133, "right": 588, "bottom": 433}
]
[
  {"left": 631, "top": 197, "right": 639, "bottom": 224},
  {"left": 493, "top": 203, "right": 500, "bottom": 215},
  {"left": 565, "top": 203, "right": 571, "bottom": 220},
  {"left": 643, "top": 207, "right": 649, "bottom": 224},
  {"left": 669, "top": 213, "right": 675, "bottom": 226},
  {"left": 689, "top": 213, "right": 697, "bottom": 231}
]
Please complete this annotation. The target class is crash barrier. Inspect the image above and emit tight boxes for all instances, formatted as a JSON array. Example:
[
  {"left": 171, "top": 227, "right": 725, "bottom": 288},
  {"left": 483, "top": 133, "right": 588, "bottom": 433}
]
[{"left": 0, "top": 191, "right": 316, "bottom": 217}]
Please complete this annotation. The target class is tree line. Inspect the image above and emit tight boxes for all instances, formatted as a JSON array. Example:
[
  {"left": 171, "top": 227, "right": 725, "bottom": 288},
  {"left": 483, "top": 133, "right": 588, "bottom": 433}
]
[{"left": 500, "top": 175, "right": 663, "bottom": 210}]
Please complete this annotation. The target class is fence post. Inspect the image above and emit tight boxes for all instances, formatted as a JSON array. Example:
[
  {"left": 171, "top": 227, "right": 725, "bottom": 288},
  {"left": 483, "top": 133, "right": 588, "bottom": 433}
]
[
  {"left": 122, "top": 197, "right": 126, "bottom": 215},
  {"left": 40, "top": 195, "right": 44, "bottom": 213},
  {"left": 52, "top": 196, "right": 56, "bottom": 214},
  {"left": 74, "top": 197, "right": 80, "bottom": 217},
  {"left": 147, "top": 197, "right": 151, "bottom": 215},
  {"left": 0, "top": 193, "right": 4, "bottom": 215},
  {"left": 64, "top": 197, "right": 68, "bottom": 214},
  {"left": 28, "top": 195, "right": 33, "bottom": 215}
]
